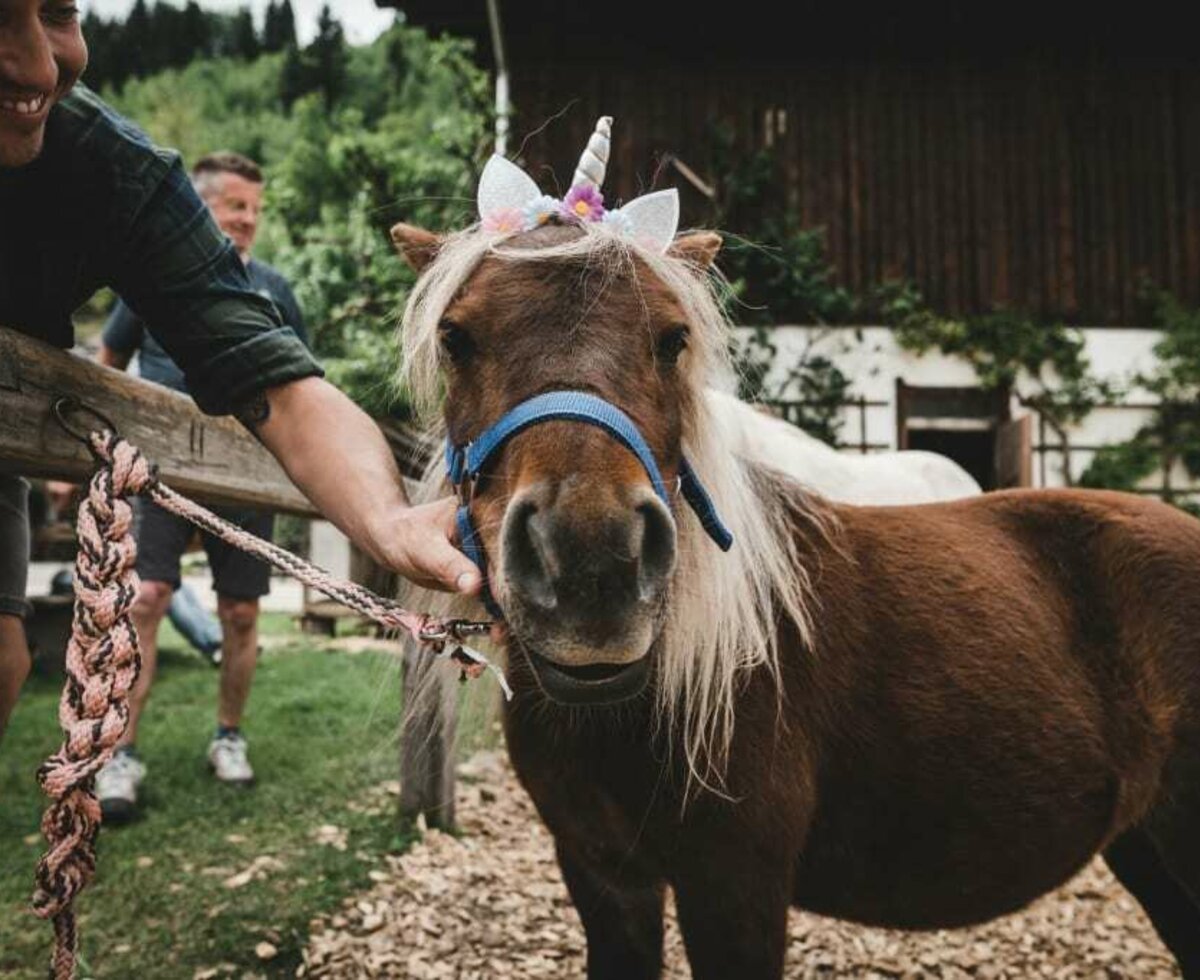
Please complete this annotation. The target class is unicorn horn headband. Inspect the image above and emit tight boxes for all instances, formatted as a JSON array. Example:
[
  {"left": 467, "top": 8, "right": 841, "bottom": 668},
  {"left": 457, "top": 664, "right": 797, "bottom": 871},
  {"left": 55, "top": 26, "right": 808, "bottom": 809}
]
[
  {"left": 477, "top": 115, "right": 680, "bottom": 252},
  {"left": 572, "top": 115, "right": 611, "bottom": 188}
]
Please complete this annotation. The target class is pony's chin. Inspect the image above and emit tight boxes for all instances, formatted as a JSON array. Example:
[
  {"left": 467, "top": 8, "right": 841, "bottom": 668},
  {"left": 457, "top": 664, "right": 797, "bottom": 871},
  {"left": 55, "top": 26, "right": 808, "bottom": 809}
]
[{"left": 524, "top": 649, "right": 653, "bottom": 706}]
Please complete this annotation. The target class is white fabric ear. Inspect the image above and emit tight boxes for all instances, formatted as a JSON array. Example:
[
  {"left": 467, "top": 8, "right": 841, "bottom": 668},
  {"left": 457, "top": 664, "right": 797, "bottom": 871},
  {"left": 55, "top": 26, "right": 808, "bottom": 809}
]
[
  {"left": 477, "top": 155, "right": 542, "bottom": 220},
  {"left": 619, "top": 189, "right": 680, "bottom": 253}
]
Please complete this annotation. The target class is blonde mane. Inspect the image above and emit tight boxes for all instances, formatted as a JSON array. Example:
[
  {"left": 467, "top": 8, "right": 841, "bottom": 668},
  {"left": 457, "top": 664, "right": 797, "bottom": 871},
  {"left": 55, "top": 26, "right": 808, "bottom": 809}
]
[{"left": 398, "top": 221, "right": 817, "bottom": 786}]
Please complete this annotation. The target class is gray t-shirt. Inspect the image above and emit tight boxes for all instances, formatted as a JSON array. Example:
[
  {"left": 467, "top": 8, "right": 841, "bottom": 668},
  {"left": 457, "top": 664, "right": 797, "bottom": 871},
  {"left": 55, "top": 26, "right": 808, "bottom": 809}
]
[{"left": 102, "top": 258, "right": 309, "bottom": 394}]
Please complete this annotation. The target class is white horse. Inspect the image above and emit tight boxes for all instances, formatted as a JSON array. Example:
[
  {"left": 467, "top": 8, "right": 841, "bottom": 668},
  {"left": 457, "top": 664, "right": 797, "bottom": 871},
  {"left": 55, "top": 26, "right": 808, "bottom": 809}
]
[{"left": 707, "top": 388, "right": 981, "bottom": 504}]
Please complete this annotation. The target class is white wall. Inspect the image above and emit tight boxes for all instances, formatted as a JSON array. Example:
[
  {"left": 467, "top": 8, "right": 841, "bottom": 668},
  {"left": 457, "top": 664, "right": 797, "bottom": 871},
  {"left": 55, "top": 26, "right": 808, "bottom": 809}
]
[{"left": 744, "top": 326, "right": 1192, "bottom": 496}]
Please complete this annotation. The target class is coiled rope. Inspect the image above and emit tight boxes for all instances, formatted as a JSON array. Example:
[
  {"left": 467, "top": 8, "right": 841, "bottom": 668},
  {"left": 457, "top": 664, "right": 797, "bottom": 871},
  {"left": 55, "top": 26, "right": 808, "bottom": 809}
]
[{"left": 32, "top": 411, "right": 502, "bottom": 980}]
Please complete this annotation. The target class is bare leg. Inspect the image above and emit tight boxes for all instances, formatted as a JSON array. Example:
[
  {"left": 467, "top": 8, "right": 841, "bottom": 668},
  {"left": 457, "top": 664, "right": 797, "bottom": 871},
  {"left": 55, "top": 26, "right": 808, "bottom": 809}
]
[
  {"left": 216, "top": 596, "right": 259, "bottom": 728},
  {"left": 122, "top": 579, "right": 173, "bottom": 746},
  {"left": 0, "top": 614, "right": 31, "bottom": 739}
]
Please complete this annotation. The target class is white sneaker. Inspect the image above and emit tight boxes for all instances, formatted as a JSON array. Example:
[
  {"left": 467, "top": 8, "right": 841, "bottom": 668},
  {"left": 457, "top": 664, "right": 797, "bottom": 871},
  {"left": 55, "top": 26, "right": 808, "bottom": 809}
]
[
  {"left": 207, "top": 732, "right": 255, "bottom": 785},
  {"left": 96, "top": 750, "right": 146, "bottom": 823}
]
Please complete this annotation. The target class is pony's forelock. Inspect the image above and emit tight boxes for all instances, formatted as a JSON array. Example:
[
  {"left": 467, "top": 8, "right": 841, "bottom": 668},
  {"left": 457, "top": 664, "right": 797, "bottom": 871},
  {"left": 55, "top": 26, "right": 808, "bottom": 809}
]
[{"left": 398, "top": 222, "right": 816, "bottom": 789}]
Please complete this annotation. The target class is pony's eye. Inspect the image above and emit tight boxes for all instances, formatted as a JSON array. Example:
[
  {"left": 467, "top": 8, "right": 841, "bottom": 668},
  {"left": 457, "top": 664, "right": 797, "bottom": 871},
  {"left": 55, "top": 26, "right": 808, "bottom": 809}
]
[
  {"left": 438, "top": 319, "right": 475, "bottom": 364},
  {"left": 656, "top": 326, "right": 689, "bottom": 365}
]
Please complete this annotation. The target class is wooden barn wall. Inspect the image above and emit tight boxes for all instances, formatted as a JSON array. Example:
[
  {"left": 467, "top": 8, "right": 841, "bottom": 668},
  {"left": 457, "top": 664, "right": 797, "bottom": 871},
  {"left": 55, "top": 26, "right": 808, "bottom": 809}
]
[{"left": 509, "top": 58, "right": 1200, "bottom": 325}]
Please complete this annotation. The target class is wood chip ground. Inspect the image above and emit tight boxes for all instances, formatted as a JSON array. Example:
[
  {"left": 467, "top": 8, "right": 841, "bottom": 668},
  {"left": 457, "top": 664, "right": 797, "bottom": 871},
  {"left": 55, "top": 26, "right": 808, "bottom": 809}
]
[{"left": 301, "top": 752, "right": 1179, "bottom": 979}]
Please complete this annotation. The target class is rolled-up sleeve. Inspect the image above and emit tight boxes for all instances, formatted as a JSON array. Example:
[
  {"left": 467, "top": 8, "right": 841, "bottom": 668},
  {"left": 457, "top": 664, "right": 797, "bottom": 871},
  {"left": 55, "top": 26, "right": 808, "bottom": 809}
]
[{"left": 107, "top": 153, "right": 322, "bottom": 415}]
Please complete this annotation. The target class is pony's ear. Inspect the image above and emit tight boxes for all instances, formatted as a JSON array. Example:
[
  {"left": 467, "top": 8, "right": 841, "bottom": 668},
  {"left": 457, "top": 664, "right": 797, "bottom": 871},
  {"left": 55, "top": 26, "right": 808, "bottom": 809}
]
[
  {"left": 669, "top": 232, "right": 723, "bottom": 269},
  {"left": 390, "top": 223, "right": 442, "bottom": 272}
]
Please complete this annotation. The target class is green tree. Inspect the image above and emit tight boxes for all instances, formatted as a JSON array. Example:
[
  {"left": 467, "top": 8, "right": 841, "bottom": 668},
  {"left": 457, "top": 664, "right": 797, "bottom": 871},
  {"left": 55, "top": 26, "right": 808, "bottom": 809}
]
[
  {"left": 308, "top": 5, "right": 348, "bottom": 109},
  {"left": 113, "top": 51, "right": 293, "bottom": 166},
  {"left": 122, "top": 0, "right": 152, "bottom": 79},
  {"left": 179, "top": 1, "right": 211, "bottom": 62},
  {"left": 229, "top": 9, "right": 260, "bottom": 60},
  {"left": 279, "top": 42, "right": 308, "bottom": 110},
  {"left": 262, "top": 0, "right": 297, "bottom": 52},
  {"left": 81, "top": 12, "right": 123, "bottom": 89}
]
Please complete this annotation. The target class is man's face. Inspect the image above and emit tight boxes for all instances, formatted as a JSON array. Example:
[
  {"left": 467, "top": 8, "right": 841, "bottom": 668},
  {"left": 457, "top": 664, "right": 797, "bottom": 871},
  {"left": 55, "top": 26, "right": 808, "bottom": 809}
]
[
  {"left": 205, "top": 172, "right": 263, "bottom": 258},
  {"left": 0, "top": 0, "right": 87, "bottom": 168}
]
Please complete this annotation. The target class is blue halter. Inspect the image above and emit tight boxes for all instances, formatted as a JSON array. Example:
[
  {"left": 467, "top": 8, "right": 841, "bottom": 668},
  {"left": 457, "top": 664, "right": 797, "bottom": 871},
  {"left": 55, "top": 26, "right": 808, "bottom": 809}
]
[{"left": 445, "top": 390, "right": 734, "bottom": 618}]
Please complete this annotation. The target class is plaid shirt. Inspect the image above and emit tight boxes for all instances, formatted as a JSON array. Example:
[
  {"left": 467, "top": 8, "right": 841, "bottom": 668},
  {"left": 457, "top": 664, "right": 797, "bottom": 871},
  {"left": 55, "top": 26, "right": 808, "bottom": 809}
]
[{"left": 0, "top": 84, "right": 321, "bottom": 415}]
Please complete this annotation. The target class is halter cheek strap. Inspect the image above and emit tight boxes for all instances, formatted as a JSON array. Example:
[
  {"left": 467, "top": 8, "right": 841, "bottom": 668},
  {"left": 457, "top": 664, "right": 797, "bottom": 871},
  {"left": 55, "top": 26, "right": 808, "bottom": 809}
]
[{"left": 445, "top": 390, "right": 733, "bottom": 618}]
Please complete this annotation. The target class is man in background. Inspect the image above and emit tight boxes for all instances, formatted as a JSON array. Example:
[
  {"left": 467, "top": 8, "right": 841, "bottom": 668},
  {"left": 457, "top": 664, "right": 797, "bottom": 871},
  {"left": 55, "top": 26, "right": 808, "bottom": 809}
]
[{"left": 95, "top": 152, "right": 307, "bottom": 819}]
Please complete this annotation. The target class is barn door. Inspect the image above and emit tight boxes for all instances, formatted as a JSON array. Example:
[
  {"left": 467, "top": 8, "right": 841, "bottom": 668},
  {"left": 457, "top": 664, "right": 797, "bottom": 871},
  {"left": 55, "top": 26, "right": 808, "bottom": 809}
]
[{"left": 993, "top": 415, "right": 1032, "bottom": 488}]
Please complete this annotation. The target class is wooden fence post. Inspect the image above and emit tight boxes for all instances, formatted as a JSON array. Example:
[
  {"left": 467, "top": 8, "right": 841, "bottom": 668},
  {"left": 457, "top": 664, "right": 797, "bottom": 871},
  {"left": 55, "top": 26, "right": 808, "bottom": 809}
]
[{"left": 399, "top": 647, "right": 459, "bottom": 830}]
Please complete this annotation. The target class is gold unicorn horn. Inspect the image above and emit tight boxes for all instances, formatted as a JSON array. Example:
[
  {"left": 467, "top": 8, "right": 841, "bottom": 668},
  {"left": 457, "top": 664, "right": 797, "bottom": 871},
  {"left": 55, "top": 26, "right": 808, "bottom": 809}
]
[{"left": 572, "top": 116, "right": 613, "bottom": 189}]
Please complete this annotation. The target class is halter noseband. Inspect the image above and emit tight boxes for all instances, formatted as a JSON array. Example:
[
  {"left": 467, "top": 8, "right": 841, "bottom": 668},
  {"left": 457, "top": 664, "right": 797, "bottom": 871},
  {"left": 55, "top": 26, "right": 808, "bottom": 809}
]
[{"left": 445, "top": 390, "right": 734, "bottom": 618}]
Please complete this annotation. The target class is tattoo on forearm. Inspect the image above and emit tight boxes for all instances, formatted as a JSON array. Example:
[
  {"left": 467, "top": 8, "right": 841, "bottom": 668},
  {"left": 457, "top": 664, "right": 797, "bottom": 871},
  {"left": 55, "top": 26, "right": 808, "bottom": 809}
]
[{"left": 235, "top": 391, "right": 271, "bottom": 436}]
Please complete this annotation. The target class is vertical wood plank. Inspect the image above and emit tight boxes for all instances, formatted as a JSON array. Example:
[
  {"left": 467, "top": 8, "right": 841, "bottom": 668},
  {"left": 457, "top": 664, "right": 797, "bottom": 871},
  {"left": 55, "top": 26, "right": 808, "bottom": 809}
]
[{"left": 399, "top": 648, "right": 458, "bottom": 831}]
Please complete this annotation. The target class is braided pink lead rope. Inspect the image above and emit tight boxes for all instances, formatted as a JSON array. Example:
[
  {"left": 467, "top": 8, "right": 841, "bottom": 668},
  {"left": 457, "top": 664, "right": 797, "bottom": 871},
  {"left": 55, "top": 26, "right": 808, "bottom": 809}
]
[{"left": 34, "top": 427, "right": 506, "bottom": 980}]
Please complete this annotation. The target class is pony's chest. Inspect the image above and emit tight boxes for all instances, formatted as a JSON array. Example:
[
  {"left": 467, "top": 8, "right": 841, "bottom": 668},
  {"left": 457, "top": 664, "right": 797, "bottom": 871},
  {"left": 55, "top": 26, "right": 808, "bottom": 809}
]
[{"left": 505, "top": 727, "right": 679, "bottom": 869}]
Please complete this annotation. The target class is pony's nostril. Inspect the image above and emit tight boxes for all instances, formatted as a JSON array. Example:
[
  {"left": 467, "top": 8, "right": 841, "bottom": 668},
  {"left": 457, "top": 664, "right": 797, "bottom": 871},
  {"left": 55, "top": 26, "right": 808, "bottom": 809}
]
[
  {"left": 637, "top": 498, "right": 676, "bottom": 602},
  {"left": 504, "top": 498, "right": 558, "bottom": 611}
]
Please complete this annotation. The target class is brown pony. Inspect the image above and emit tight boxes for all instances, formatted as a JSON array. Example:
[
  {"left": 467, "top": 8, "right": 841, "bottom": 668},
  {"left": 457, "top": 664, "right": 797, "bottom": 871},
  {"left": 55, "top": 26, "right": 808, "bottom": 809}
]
[{"left": 391, "top": 218, "right": 1200, "bottom": 979}]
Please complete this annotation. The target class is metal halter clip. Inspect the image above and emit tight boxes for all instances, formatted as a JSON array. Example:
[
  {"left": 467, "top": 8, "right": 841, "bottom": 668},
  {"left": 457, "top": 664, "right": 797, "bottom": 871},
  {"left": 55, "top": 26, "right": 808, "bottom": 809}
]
[
  {"left": 416, "top": 620, "right": 512, "bottom": 701},
  {"left": 418, "top": 619, "right": 492, "bottom": 647},
  {"left": 444, "top": 619, "right": 492, "bottom": 638}
]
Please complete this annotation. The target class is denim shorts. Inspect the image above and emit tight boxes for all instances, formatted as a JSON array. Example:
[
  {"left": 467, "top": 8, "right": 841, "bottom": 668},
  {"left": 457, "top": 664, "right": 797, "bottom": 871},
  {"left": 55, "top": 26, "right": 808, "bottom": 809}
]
[{"left": 0, "top": 473, "right": 31, "bottom": 618}]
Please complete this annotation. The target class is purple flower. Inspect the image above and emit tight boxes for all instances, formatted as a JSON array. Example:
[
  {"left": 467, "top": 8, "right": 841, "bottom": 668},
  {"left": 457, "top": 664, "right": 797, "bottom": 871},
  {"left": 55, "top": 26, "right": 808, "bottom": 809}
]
[{"left": 561, "top": 184, "right": 606, "bottom": 223}]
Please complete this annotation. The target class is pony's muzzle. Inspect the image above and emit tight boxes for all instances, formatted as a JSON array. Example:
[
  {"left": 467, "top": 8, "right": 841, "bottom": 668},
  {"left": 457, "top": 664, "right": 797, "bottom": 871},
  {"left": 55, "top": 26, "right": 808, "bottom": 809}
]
[{"left": 500, "top": 479, "right": 676, "bottom": 653}]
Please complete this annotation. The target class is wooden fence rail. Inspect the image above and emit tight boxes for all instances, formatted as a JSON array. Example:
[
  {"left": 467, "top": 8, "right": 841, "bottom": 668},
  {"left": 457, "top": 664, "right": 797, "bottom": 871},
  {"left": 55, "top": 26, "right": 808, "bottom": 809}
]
[{"left": 0, "top": 325, "right": 317, "bottom": 515}]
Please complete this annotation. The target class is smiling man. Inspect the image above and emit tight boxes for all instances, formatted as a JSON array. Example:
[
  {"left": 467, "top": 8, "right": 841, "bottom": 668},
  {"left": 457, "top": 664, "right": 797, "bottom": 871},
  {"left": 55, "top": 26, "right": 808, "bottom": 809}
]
[{"left": 0, "top": 0, "right": 482, "bottom": 739}]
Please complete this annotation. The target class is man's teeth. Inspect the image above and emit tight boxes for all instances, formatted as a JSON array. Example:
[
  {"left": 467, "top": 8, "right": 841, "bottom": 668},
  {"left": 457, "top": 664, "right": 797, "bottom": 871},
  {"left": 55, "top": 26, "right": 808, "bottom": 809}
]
[{"left": 0, "top": 94, "right": 48, "bottom": 115}]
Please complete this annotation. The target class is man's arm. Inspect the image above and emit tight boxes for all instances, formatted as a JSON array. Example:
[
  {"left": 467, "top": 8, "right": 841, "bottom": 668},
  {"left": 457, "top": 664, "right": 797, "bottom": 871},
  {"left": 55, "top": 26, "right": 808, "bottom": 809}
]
[{"left": 249, "top": 377, "right": 482, "bottom": 595}]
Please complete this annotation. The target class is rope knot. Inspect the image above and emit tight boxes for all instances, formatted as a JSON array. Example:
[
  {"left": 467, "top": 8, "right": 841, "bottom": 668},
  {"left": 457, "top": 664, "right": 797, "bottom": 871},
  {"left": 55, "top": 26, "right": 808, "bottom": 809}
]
[{"left": 86, "top": 432, "right": 156, "bottom": 496}]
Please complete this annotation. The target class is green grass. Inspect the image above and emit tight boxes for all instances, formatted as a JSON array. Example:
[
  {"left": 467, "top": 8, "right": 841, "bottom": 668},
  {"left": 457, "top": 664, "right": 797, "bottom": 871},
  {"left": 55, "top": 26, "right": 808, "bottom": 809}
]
[{"left": 0, "top": 620, "right": 424, "bottom": 980}]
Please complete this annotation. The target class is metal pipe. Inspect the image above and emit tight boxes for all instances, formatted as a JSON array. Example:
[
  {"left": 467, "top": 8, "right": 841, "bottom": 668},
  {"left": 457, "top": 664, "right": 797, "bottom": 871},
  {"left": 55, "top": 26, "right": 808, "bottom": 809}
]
[{"left": 485, "top": 0, "right": 510, "bottom": 156}]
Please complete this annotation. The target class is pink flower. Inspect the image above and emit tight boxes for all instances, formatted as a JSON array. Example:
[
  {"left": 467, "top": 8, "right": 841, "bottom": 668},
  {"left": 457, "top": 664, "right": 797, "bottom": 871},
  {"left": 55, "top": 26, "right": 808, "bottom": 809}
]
[
  {"left": 482, "top": 207, "right": 525, "bottom": 234},
  {"left": 561, "top": 184, "right": 606, "bottom": 223}
]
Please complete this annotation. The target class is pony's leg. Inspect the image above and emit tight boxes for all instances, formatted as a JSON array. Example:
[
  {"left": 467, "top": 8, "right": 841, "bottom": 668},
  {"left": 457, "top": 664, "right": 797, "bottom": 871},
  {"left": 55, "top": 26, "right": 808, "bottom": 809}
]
[
  {"left": 556, "top": 844, "right": 665, "bottom": 980},
  {"left": 672, "top": 855, "right": 790, "bottom": 979},
  {"left": 1103, "top": 827, "right": 1200, "bottom": 976}
]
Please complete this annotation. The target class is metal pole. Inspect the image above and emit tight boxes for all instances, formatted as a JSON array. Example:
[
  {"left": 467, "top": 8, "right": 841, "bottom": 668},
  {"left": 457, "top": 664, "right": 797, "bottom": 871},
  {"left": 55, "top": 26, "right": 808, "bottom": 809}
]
[{"left": 486, "top": 0, "right": 510, "bottom": 156}]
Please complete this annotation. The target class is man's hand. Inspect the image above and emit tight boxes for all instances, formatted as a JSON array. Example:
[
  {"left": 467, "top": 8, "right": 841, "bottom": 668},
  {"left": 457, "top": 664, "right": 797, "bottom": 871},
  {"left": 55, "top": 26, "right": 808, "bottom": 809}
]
[
  {"left": 368, "top": 496, "right": 482, "bottom": 594},
  {"left": 250, "top": 376, "right": 482, "bottom": 594}
]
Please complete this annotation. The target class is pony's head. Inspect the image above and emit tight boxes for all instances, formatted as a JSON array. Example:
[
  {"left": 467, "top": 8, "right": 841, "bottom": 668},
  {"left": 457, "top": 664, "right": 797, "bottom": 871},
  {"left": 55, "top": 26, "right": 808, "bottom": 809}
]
[{"left": 395, "top": 119, "right": 813, "bottom": 781}]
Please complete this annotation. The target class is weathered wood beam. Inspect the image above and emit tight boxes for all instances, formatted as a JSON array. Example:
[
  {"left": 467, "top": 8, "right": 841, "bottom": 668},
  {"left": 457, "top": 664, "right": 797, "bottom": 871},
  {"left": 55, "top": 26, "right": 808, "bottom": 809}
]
[{"left": 0, "top": 325, "right": 318, "bottom": 516}]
